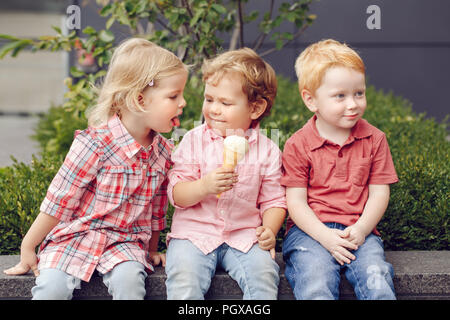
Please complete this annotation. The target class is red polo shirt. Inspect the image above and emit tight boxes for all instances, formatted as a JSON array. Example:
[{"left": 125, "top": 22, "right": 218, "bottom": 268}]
[{"left": 281, "top": 115, "right": 398, "bottom": 234}]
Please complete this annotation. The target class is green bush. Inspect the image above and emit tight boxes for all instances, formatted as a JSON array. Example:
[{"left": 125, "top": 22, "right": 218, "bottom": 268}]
[
  {"left": 0, "top": 154, "right": 62, "bottom": 254},
  {"left": 1, "top": 77, "right": 448, "bottom": 254}
]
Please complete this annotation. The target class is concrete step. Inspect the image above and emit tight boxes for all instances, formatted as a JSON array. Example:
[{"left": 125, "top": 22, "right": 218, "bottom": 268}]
[{"left": 1, "top": 251, "right": 449, "bottom": 300}]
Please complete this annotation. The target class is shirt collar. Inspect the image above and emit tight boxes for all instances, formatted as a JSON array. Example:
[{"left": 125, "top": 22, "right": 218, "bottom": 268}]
[
  {"left": 306, "top": 115, "right": 372, "bottom": 151},
  {"left": 202, "top": 123, "right": 260, "bottom": 144},
  {"left": 108, "top": 114, "right": 162, "bottom": 159}
]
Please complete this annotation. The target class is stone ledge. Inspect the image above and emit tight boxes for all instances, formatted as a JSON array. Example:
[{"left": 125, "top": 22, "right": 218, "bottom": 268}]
[{"left": 1, "top": 251, "right": 449, "bottom": 300}]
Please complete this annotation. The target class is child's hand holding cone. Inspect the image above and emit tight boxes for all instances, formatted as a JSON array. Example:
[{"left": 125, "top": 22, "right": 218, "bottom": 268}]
[{"left": 217, "top": 135, "right": 249, "bottom": 198}]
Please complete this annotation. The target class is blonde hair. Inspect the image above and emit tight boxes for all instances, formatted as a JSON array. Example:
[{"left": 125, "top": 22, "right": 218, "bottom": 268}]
[
  {"left": 87, "top": 38, "right": 188, "bottom": 127},
  {"left": 295, "top": 39, "right": 365, "bottom": 94},
  {"left": 201, "top": 47, "right": 277, "bottom": 122}
]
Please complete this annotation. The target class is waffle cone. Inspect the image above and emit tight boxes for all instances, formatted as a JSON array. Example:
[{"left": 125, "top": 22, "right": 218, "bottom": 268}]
[{"left": 222, "top": 147, "right": 240, "bottom": 169}]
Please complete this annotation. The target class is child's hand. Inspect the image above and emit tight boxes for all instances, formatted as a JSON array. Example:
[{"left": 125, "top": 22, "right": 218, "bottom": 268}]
[
  {"left": 149, "top": 251, "right": 166, "bottom": 267},
  {"left": 256, "top": 226, "right": 276, "bottom": 260},
  {"left": 343, "top": 225, "right": 366, "bottom": 247},
  {"left": 3, "top": 247, "right": 39, "bottom": 277},
  {"left": 319, "top": 228, "right": 358, "bottom": 266},
  {"left": 200, "top": 167, "right": 238, "bottom": 195}
]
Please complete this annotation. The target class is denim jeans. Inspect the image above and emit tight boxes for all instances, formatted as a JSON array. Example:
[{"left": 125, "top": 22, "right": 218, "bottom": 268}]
[
  {"left": 282, "top": 223, "right": 396, "bottom": 300},
  {"left": 31, "top": 260, "right": 147, "bottom": 300},
  {"left": 165, "top": 239, "right": 280, "bottom": 299}
]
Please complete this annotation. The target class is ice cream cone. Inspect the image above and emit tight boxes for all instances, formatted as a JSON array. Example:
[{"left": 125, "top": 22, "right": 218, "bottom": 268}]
[{"left": 217, "top": 136, "right": 249, "bottom": 198}]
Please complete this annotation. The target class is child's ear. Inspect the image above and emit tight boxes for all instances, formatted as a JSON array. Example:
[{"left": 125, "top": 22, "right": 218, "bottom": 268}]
[
  {"left": 137, "top": 93, "right": 145, "bottom": 106},
  {"left": 301, "top": 88, "right": 317, "bottom": 113},
  {"left": 250, "top": 99, "right": 268, "bottom": 120}
]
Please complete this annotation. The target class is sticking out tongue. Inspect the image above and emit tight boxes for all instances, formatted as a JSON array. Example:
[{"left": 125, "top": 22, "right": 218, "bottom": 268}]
[{"left": 171, "top": 117, "right": 180, "bottom": 127}]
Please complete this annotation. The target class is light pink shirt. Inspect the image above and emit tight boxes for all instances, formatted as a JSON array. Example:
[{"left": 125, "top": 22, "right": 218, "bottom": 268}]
[{"left": 167, "top": 124, "right": 287, "bottom": 255}]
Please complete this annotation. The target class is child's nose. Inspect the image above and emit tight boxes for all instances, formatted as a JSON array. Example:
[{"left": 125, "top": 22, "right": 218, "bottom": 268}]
[
  {"left": 180, "top": 97, "right": 187, "bottom": 108},
  {"left": 210, "top": 102, "right": 221, "bottom": 115},
  {"left": 347, "top": 97, "right": 358, "bottom": 109}
]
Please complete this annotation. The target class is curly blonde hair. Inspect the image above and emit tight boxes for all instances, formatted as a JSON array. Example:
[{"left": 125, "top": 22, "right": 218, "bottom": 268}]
[
  {"left": 87, "top": 38, "right": 188, "bottom": 127},
  {"left": 201, "top": 48, "right": 277, "bottom": 122}
]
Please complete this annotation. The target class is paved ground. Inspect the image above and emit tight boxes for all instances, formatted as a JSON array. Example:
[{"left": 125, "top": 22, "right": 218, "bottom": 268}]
[{"left": 0, "top": 115, "right": 40, "bottom": 167}]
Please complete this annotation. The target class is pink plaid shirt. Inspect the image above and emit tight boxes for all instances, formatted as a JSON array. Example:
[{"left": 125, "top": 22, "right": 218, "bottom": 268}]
[
  {"left": 38, "top": 114, "right": 173, "bottom": 282},
  {"left": 167, "top": 124, "right": 287, "bottom": 255}
]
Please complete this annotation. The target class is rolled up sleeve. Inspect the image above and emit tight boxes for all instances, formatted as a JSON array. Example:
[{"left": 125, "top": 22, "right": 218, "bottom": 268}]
[
  {"left": 40, "top": 130, "right": 101, "bottom": 222},
  {"left": 258, "top": 145, "right": 287, "bottom": 215},
  {"left": 168, "top": 132, "right": 201, "bottom": 208}
]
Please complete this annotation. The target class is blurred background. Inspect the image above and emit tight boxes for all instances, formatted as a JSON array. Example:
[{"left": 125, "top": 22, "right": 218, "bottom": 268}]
[{"left": 1, "top": 0, "right": 449, "bottom": 166}]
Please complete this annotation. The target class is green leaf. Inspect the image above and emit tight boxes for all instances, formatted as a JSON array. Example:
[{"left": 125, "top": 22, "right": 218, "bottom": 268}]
[
  {"left": 211, "top": 4, "right": 227, "bottom": 14},
  {"left": 92, "top": 47, "right": 104, "bottom": 57},
  {"left": 70, "top": 66, "right": 85, "bottom": 78},
  {"left": 0, "top": 34, "right": 21, "bottom": 41},
  {"left": 11, "top": 41, "right": 29, "bottom": 57},
  {"left": 0, "top": 40, "right": 30, "bottom": 59},
  {"left": 99, "top": 30, "right": 115, "bottom": 43},
  {"left": 275, "top": 38, "right": 284, "bottom": 50},
  {"left": 106, "top": 17, "right": 115, "bottom": 30},
  {"left": 82, "top": 26, "right": 97, "bottom": 35},
  {"left": 51, "top": 25, "right": 62, "bottom": 34},
  {"left": 99, "top": 4, "right": 113, "bottom": 16},
  {"left": 190, "top": 9, "right": 204, "bottom": 27}
]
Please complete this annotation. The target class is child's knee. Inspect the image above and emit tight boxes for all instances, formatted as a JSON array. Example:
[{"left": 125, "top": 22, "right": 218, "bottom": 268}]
[
  {"left": 103, "top": 261, "right": 147, "bottom": 299},
  {"left": 32, "top": 268, "right": 78, "bottom": 300}
]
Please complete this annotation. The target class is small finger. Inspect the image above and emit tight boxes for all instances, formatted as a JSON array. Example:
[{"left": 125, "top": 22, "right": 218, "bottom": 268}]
[
  {"left": 151, "top": 255, "right": 160, "bottom": 265},
  {"left": 332, "top": 253, "right": 346, "bottom": 266},
  {"left": 341, "top": 239, "right": 358, "bottom": 251},
  {"left": 336, "top": 231, "right": 349, "bottom": 240},
  {"left": 30, "top": 265, "right": 40, "bottom": 277},
  {"left": 338, "top": 248, "right": 355, "bottom": 262},
  {"left": 255, "top": 226, "right": 264, "bottom": 237},
  {"left": 270, "top": 248, "right": 276, "bottom": 260}
]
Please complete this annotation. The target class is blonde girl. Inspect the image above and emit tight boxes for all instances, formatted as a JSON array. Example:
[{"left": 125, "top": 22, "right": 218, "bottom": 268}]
[{"left": 4, "top": 38, "right": 189, "bottom": 300}]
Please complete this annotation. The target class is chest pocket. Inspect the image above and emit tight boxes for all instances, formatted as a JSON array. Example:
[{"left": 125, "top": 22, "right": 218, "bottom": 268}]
[
  {"left": 350, "top": 157, "right": 372, "bottom": 186},
  {"left": 233, "top": 165, "right": 261, "bottom": 202},
  {"left": 95, "top": 166, "right": 143, "bottom": 213}
]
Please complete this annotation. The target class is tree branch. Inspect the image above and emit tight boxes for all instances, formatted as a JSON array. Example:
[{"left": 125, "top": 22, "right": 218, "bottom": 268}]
[
  {"left": 252, "top": 0, "right": 274, "bottom": 51},
  {"left": 259, "top": 23, "right": 309, "bottom": 57},
  {"left": 237, "top": 0, "right": 244, "bottom": 48},
  {"left": 181, "top": 0, "right": 210, "bottom": 59},
  {"left": 229, "top": 11, "right": 240, "bottom": 50},
  {"left": 155, "top": 18, "right": 178, "bottom": 35}
]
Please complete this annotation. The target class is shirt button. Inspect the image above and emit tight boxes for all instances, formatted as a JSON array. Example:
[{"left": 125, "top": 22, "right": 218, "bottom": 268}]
[
  {"left": 220, "top": 210, "right": 225, "bottom": 215},
  {"left": 129, "top": 198, "right": 134, "bottom": 204},
  {"left": 93, "top": 256, "right": 99, "bottom": 261},
  {"left": 338, "top": 151, "right": 343, "bottom": 157},
  {"left": 143, "top": 164, "right": 147, "bottom": 169}
]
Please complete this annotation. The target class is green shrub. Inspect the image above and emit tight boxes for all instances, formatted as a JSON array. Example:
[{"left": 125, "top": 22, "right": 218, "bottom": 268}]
[
  {"left": 1, "top": 77, "right": 448, "bottom": 254},
  {"left": 33, "top": 105, "right": 88, "bottom": 157},
  {"left": 0, "top": 154, "right": 62, "bottom": 254}
]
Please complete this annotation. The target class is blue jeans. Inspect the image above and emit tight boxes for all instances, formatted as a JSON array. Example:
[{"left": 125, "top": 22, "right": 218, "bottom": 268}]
[
  {"left": 31, "top": 261, "right": 147, "bottom": 300},
  {"left": 165, "top": 239, "right": 280, "bottom": 299},
  {"left": 282, "top": 223, "right": 396, "bottom": 300}
]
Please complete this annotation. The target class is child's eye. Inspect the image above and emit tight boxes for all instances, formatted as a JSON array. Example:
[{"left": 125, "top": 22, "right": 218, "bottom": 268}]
[
  {"left": 335, "top": 93, "right": 345, "bottom": 99},
  {"left": 355, "top": 91, "right": 365, "bottom": 97},
  {"left": 222, "top": 102, "right": 231, "bottom": 106},
  {"left": 169, "top": 95, "right": 178, "bottom": 99}
]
